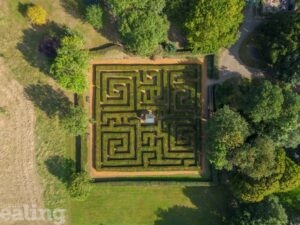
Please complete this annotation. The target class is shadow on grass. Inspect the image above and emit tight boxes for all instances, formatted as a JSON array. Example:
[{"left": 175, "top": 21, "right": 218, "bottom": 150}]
[
  {"left": 59, "top": 0, "right": 86, "bottom": 19},
  {"left": 17, "top": 22, "right": 67, "bottom": 75},
  {"left": 24, "top": 84, "right": 71, "bottom": 118},
  {"left": 154, "top": 186, "right": 231, "bottom": 225},
  {"left": 45, "top": 155, "right": 75, "bottom": 184},
  {"left": 17, "top": 2, "right": 34, "bottom": 17}
]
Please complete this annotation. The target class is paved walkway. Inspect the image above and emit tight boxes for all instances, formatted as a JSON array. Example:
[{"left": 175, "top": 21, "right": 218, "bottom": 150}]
[{"left": 212, "top": 5, "right": 265, "bottom": 85}]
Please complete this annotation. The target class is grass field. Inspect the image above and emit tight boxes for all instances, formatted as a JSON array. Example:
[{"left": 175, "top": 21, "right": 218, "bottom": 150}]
[
  {"left": 70, "top": 185, "right": 230, "bottom": 225},
  {"left": 92, "top": 64, "right": 202, "bottom": 172}
]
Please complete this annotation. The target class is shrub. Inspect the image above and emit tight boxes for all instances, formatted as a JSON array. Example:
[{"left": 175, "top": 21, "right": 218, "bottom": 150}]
[
  {"left": 26, "top": 5, "right": 47, "bottom": 25},
  {"left": 60, "top": 106, "right": 88, "bottom": 136},
  {"left": 68, "top": 172, "right": 93, "bottom": 201},
  {"left": 85, "top": 4, "right": 104, "bottom": 30}
]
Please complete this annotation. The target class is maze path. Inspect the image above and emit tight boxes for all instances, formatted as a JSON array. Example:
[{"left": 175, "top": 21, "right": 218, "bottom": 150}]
[{"left": 92, "top": 64, "right": 201, "bottom": 171}]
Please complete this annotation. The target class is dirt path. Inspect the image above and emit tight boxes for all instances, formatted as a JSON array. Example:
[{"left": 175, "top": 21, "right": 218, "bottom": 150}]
[{"left": 0, "top": 59, "right": 46, "bottom": 224}]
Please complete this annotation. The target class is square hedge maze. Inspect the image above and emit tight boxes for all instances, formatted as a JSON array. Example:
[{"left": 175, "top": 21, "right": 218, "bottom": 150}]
[{"left": 92, "top": 64, "right": 202, "bottom": 171}]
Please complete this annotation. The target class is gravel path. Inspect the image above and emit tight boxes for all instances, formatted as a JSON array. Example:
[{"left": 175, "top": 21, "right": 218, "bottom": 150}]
[
  {"left": 216, "top": 5, "right": 264, "bottom": 83},
  {"left": 0, "top": 59, "right": 46, "bottom": 225}
]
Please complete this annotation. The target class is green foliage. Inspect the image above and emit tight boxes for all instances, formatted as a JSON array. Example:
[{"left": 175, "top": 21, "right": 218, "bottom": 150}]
[
  {"left": 230, "top": 150, "right": 286, "bottom": 202},
  {"left": 108, "top": 0, "right": 166, "bottom": 15},
  {"left": 108, "top": 0, "right": 169, "bottom": 55},
  {"left": 68, "top": 172, "right": 93, "bottom": 201},
  {"left": 229, "top": 196, "right": 288, "bottom": 225},
  {"left": 280, "top": 157, "right": 300, "bottom": 191},
  {"left": 50, "top": 31, "right": 89, "bottom": 93},
  {"left": 26, "top": 4, "right": 47, "bottom": 25},
  {"left": 232, "top": 137, "right": 278, "bottom": 180},
  {"left": 85, "top": 4, "right": 103, "bottom": 30},
  {"left": 119, "top": 10, "right": 168, "bottom": 55},
  {"left": 184, "top": 0, "right": 245, "bottom": 54},
  {"left": 60, "top": 106, "right": 88, "bottom": 136},
  {"left": 242, "top": 80, "right": 284, "bottom": 123},
  {"left": 205, "top": 105, "right": 250, "bottom": 170},
  {"left": 256, "top": 13, "right": 300, "bottom": 84}
]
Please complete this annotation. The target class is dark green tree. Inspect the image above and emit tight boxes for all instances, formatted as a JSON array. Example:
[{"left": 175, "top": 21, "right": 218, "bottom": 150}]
[
  {"left": 242, "top": 80, "right": 284, "bottom": 123},
  {"left": 184, "top": 0, "right": 245, "bottom": 53},
  {"left": 231, "top": 137, "right": 278, "bottom": 180},
  {"left": 119, "top": 10, "right": 168, "bottom": 55},
  {"left": 205, "top": 105, "right": 250, "bottom": 170},
  {"left": 229, "top": 196, "right": 288, "bottom": 225},
  {"left": 256, "top": 13, "right": 300, "bottom": 84}
]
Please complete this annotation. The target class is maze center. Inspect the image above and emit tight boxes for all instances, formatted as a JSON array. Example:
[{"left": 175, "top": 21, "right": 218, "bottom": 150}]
[{"left": 92, "top": 64, "right": 202, "bottom": 171}]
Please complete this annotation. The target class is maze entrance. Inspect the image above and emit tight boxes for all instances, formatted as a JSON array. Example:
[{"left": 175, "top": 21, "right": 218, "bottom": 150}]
[{"left": 91, "top": 64, "right": 202, "bottom": 172}]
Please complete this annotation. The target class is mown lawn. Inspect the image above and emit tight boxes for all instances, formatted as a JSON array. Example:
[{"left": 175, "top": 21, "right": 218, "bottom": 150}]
[{"left": 69, "top": 185, "right": 229, "bottom": 225}]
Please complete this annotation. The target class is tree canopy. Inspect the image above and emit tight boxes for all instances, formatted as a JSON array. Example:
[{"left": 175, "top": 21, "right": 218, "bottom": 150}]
[
  {"left": 184, "top": 0, "right": 244, "bottom": 53},
  {"left": 50, "top": 30, "right": 88, "bottom": 93},
  {"left": 229, "top": 196, "right": 288, "bottom": 225},
  {"left": 242, "top": 80, "right": 284, "bottom": 123},
  {"left": 119, "top": 10, "right": 168, "bottom": 55},
  {"left": 108, "top": 0, "right": 168, "bottom": 55},
  {"left": 205, "top": 105, "right": 250, "bottom": 170},
  {"left": 256, "top": 13, "right": 300, "bottom": 85}
]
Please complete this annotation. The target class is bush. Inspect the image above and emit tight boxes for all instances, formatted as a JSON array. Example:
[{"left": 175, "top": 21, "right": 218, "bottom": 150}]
[
  {"left": 68, "top": 172, "right": 93, "bottom": 201},
  {"left": 60, "top": 106, "right": 88, "bottom": 136},
  {"left": 26, "top": 5, "right": 47, "bottom": 25},
  {"left": 85, "top": 4, "right": 104, "bottom": 30}
]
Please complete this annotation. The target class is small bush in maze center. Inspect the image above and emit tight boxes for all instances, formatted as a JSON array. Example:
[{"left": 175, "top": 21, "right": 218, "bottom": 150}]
[
  {"left": 85, "top": 4, "right": 104, "bottom": 30},
  {"left": 26, "top": 5, "right": 47, "bottom": 26}
]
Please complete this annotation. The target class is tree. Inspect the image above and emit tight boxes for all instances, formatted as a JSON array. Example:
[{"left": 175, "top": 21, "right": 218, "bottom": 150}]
[
  {"left": 85, "top": 4, "right": 104, "bottom": 30},
  {"left": 242, "top": 80, "right": 284, "bottom": 123},
  {"left": 68, "top": 172, "right": 93, "bottom": 201},
  {"left": 230, "top": 149, "right": 286, "bottom": 202},
  {"left": 60, "top": 106, "right": 88, "bottom": 136},
  {"left": 231, "top": 137, "right": 278, "bottom": 180},
  {"left": 280, "top": 157, "right": 300, "bottom": 191},
  {"left": 256, "top": 13, "right": 300, "bottom": 84},
  {"left": 229, "top": 196, "right": 288, "bottom": 225},
  {"left": 119, "top": 10, "right": 168, "bottom": 55},
  {"left": 50, "top": 30, "right": 89, "bottom": 93},
  {"left": 205, "top": 105, "right": 250, "bottom": 170},
  {"left": 108, "top": 0, "right": 169, "bottom": 55},
  {"left": 264, "top": 86, "right": 300, "bottom": 147},
  {"left": 184, "top": 0, "right": 244, "bottom": 53},
  {"left": 26, "top": 5, "right": 47, "bottom": 26}
]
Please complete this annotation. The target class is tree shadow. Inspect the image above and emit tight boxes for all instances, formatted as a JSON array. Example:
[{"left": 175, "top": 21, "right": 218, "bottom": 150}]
[
  {"left": 59, "top": 0, "right": 86, "bottom": 19},
  {"left": 24, "top": 83, "right": 71, "bottom": 118},
  {"left": 155, "top": 186, "right": 231, "bottom": 225},
  {"left": 17, "top": 22, "right": 67, "bottom": 74},
  {"left": 44, "top": 155, "right": 75, "bottom": 184},
  {"left": 17, "top": 2, "right": 34, "bottom": 17}
]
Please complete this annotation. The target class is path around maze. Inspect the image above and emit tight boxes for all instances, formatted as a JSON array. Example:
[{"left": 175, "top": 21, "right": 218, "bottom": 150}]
[
  {"left": 0, "top": 59, "right": 46, "bottom": 225},
  {"left": 88, "top": 58, "right": 208, "bottom": 178}
]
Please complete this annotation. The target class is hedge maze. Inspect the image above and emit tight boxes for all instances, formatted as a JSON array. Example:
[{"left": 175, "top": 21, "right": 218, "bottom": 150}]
[{"left": 92, "top": 64, "right": 202, "bottom": 171}]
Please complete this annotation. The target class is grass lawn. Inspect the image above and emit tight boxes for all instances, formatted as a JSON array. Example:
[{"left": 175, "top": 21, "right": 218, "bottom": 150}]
[{"left": 69, "top": 185, "right": 230, "bottom": 225}]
